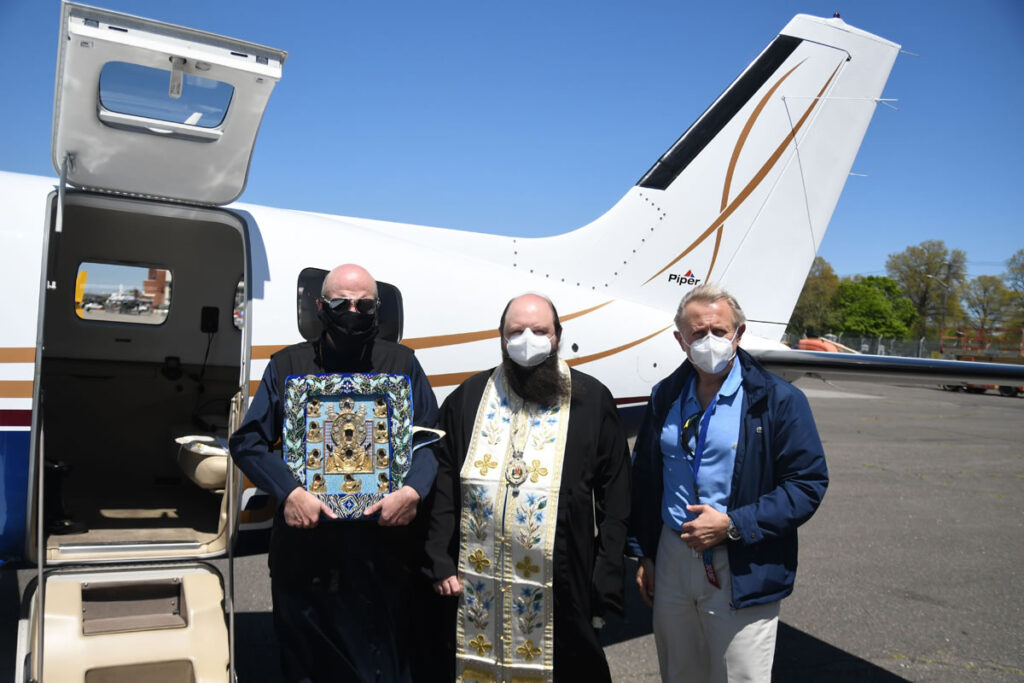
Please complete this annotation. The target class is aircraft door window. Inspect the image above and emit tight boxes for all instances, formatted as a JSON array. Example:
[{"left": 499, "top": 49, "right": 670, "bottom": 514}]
[
  {"left": 76, "top": 261, "right": 172, "bottom": 326},
  {"left": 99, "top": 61, "right": 234, "bottom": 129}
]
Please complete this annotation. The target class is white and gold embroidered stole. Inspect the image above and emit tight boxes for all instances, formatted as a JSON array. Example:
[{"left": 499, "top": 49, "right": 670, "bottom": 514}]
[{"left": 456, "top": 362, "right": 571, "bottom": 683}]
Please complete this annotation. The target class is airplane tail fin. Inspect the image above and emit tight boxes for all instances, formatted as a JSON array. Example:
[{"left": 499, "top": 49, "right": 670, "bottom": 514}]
[{"left": 514, "top": 15, "right": 900, "bottom": 341}]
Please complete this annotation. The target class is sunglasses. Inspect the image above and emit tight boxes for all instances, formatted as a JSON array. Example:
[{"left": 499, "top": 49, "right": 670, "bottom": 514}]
[
  {"left": 681, "top": 410, "right": 705, "bottom": 459},
  {"left": 320, "top": 296, "right": 378, "bottom": 315}
]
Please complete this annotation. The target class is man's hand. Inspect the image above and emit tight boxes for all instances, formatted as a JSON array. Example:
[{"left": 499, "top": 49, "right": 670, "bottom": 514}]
[
  {"left": 433, "top": 575, "right": 462, "bottom": 596},
  {"left": 283, "top": 487, "right": 338, "bottom": 528},
  {"left": 364, "top": 485, "right": 420, "bottom": 526},
  {"left": 680, "top": 504, "right": 730, "bottom": 551},
  {"left": 636, "top": 557, "right": 656, "bottom": 608}
]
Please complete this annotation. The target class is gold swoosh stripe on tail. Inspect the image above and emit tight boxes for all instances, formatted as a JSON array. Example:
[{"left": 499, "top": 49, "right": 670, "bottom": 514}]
[{"left": 644, "top": 61, "right": 843, "bottom": 285}]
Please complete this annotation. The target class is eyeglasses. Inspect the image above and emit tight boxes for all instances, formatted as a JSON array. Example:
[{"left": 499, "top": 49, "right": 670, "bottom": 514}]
[{"left": 320, "top": 296, "right": 378, "bottom": 314}]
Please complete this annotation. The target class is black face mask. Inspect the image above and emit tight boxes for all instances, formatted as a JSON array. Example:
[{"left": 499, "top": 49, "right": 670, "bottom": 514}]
[{"left": 319, "top": 307, "right": 378, "bottom": 351}]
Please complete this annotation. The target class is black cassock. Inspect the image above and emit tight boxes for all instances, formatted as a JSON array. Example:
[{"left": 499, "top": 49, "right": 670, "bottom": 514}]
[
  {"left": 230, "top": 339, "right": 439, "bottom": 683},
  {"left": 423, "top": 367, "right": 631, "bottom": 682}
]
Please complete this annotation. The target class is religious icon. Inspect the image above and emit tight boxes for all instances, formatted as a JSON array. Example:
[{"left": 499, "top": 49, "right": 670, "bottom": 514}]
[
  {"left": 341, "top": 474, "right": 361, "bottom": 493},
  {"left": 325, "top": 400, "right": 372, "bottom": 473},
  {"left": 284, "top": 372, "right": 414, "bottom": 521},
  {"left": 306, "top": 448, "right": 322, "bottom": 469},
  {"left": 307, "top": 421, "right": 322, "bottom": 443}
]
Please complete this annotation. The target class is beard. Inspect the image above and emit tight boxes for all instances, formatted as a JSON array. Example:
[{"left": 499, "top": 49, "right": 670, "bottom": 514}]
[{"left": 501, "top": 349, "right": 569, "bottom": 407}]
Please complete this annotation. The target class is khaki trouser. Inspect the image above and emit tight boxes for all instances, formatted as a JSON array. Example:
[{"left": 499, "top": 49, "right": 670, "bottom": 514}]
[{"left": 652, "top": 524, "right": 780, "bottom": 682}]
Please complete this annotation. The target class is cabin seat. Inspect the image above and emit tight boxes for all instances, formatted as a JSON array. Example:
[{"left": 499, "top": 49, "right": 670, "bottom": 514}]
[{"left": 175, "top": 435, "right": 229, "bottom": 491}]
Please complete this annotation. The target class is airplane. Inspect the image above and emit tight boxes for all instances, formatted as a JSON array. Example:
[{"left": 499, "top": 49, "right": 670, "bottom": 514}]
[{"left": 3, "top": 3, "right": 1023, "bottom": 682}]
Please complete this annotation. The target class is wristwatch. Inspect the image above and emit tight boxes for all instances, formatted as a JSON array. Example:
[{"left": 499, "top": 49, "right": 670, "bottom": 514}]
[{"left": 726, "top": 515, "right": 741, "bottom": 542}]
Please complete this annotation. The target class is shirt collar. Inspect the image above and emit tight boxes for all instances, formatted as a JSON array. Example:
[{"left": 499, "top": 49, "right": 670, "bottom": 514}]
[
  {"left": 684, "top": 356, "right": 743, "bottom": 406},
  {"left": 719, "top": 357, "right": 743, "bottom": 398}
]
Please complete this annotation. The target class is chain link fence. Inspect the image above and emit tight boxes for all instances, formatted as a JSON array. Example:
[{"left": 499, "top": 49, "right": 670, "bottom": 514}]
[{"left": 781, "top": 333, "right": 944, "bottom": 358}]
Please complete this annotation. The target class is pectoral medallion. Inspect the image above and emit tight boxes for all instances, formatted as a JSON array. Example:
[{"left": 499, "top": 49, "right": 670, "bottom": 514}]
[{"left": 505, "top": 449, "right": 528, "bottom": 495}]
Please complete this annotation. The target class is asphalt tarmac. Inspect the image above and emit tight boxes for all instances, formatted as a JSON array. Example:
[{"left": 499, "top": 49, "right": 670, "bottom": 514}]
[{"left": 3, "top": 379, "right": 1022, "bottom": 681}]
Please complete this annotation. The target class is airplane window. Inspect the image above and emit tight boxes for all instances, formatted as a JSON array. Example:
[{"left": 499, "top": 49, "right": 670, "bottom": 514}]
[
  {"left": 99, "top": 61, "right": 234, "bottom": 129},
  {"left": 76, "top": 262, "right": 172, "bottom": 326}
]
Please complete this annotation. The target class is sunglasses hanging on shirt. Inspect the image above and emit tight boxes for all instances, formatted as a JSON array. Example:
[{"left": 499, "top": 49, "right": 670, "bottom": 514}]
[{"left": 681, "top": 410, "right": 705, "bottom": 459}]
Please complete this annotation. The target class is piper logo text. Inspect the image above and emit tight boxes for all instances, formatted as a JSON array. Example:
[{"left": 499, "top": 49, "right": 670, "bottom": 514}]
[{"left": 667, "top": 270, "right": 702, "bottom": 286}]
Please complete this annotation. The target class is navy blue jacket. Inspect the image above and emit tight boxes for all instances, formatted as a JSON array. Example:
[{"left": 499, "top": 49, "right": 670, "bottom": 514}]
[{"left": 627, "top": 348, "right": 828, "bottom": 608}]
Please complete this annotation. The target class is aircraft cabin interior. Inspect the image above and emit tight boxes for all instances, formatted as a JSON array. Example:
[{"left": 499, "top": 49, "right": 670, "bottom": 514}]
[{"left": 38, "top": 192, "right": 247, "bottom": 564}]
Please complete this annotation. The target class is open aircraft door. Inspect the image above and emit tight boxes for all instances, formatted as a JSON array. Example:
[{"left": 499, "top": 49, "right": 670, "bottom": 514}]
[{"left": 18, "top": 3, "right": 285, "bottom": 681}]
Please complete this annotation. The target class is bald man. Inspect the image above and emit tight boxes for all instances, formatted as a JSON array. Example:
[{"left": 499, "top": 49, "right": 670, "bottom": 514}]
[
  {"left": 423, "top": 293, "right": 631, "bottom": 682},
  {"left": 229, "top": 264, "right": 439, "bottom": 683}
]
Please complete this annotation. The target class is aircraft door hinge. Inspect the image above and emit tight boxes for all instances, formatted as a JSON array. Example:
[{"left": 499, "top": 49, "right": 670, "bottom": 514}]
[
  {"left": 169, "top": 56, "right": 186, "bottom": 99},
  {"left": 57, "top": 152, "right": 75, "bottom": 234}
]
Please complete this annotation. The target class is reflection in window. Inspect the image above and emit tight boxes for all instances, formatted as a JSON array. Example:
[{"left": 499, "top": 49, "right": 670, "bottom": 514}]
[
  {"left": 233, "top": 279, "right": 245, "bottom": 330},
  {"left": 77, "top": 262, "right": 172, "bottom": 326},
  {"left": 99, "top": 61, "right": 234, "bottom": 128}
]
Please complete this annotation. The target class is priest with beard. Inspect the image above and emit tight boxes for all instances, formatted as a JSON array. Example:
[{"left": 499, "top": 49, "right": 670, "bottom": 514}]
[
  {"left": 229, "top": 263, "right": 439, "bottom": 683},
  {"left": 424, "top": 293, "right": 631, "bottom": 683}
]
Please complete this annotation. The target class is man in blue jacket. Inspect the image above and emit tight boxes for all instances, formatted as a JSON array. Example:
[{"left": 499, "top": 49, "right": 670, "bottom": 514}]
[{"left": 628, "top": 284, "right": 828, "bottom": 682}]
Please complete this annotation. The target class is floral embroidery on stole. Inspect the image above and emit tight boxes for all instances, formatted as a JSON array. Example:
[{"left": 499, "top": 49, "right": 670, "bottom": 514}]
[{"left": 456, "top": 362, "right": 571, "bottom": 683}]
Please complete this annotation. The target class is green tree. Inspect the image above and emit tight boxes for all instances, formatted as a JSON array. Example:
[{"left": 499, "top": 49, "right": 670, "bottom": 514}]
[
  {"left": 963, "top": 275, "right": 1013, "bottom": 330},
  {"left": 863, "top": 275, "right": 917, "bottom": 331},
  {"left": 832, "top": 275, "right": 917, "bottom": 337},
  {"left": 885, "top": 240, "right": 966, "bottom": 337},
  {"left": 787, "top": 256, "right": 839, "bottom": 336},
  {"left": 1004, "top": 249, "right": 1024, "bottom": 329},
  {"left": 1005, "top": 249, "right": 1024, "bottom": 294}
]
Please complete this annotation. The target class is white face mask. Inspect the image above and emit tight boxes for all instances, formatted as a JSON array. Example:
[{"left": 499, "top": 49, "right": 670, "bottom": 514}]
[
  {"left": 683, "top": 333, "right": 736, "bottom": 375},
  {"left": 505, "top": 329, "right": 553, "bottom": 368}
]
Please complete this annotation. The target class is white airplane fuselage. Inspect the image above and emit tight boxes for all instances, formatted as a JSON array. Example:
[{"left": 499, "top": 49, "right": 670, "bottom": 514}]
[
  {"left": 2, "top": 9, "right": 905, "bottom": 558},
  {"left": 2, "top": 6, "right": 911, "bottom": 681}
]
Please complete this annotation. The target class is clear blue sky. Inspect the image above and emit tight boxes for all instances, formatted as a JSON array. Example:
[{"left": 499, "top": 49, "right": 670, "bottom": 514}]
[{"left": 2, "top": 1, "right": 1021, "bottom": 280}]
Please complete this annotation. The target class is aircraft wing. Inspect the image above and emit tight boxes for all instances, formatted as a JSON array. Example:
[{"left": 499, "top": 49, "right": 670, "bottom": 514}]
[{"left": 750, "top": 349, "right": 1024, "bottom": 387}]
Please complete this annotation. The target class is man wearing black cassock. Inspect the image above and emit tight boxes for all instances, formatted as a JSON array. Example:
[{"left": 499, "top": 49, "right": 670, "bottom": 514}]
[
  {"left": 424, "top": 293, "right": 631, "bottom": 682},
  {"left": 229, "top": 263, "right": 438, "bottom": 683}
]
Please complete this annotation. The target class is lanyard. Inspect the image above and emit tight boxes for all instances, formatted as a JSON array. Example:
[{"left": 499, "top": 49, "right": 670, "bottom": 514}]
[
  {"left": 680, "top": 374, "right": 719, "bottom": 493},
  {"left": 681, "top": 373, "right": 723, "bottom": 588}
]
